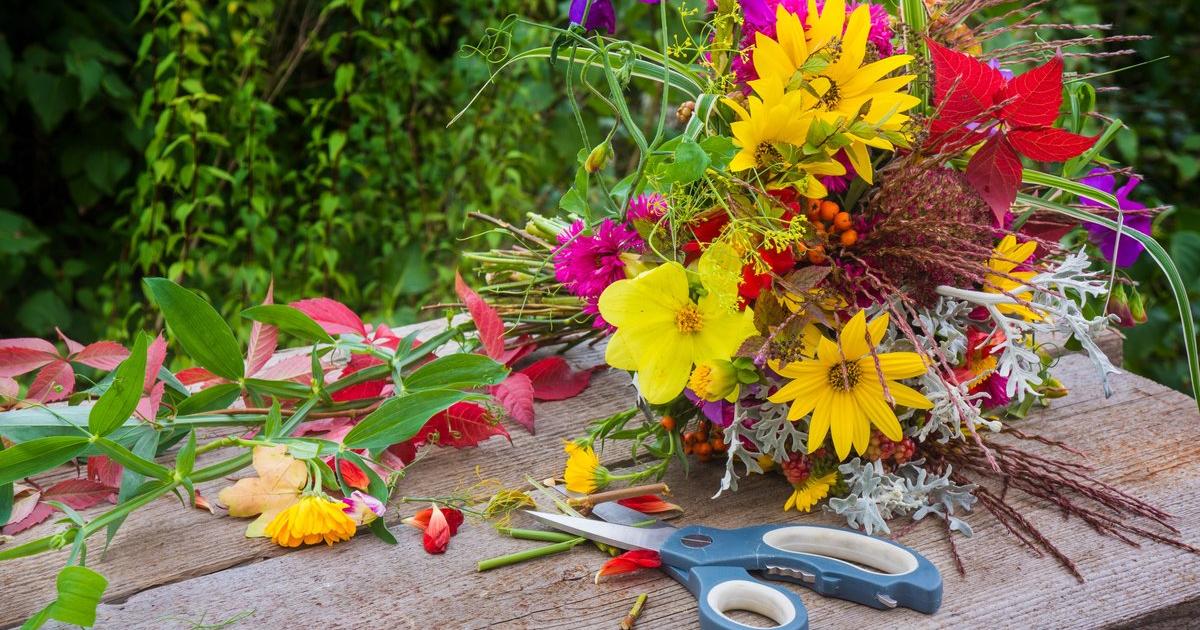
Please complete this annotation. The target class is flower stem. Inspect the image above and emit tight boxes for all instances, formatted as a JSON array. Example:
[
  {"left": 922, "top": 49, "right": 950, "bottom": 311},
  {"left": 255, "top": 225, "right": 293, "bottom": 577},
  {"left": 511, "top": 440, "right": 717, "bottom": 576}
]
[
  {"left": 620, "top": 594, "right": 649, "bottom": 630},
  {"left": 496, "top": 528, "right": 578, "bottom": 543},
  {"left": 569, "top": 483, "right": 670, "bottom": 511},
  {"left": 476, "top": 537, "right": 586, "bottom": 572}
]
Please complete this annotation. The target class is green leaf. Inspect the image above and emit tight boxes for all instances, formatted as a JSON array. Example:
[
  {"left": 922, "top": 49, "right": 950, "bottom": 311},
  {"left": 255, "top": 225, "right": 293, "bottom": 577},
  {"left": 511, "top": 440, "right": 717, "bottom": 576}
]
[
  {"left": 175, "top": 383, "right": 242, "bottom": 416},
  {"left": 369, "top": 518, "right": 397, "bottom": 544},
  {"left": 0, "top": 442, "right": 11, "bottom": 525},
  {"left": 107, "top": 427, "right": 161, "bottom": 546},
  {"left": 176, "top": 431, "right": 197, "bottom": 476},
  {"left": 244, "top": 378, "right": 312, "bottom": 399},
  {"left": 241, "top": 305, "right": 334, "bottom": 344},
  {"left": 93, "top": 437, "right": 172, "bottom": 481},
  {"left": 1170, "top": 232, "right": 1200, "bottom": 283},
  {"left": 699, "top": 136, "right": 738, "bottom": 170},
  {"left": 343, "top": 389, "right": 472, "bottom": 449},
  {"left": 660, "top": 140, "right": 709, "bottom": 183},
  {"left": 263, "top": 399, "right": 282, "bottom": 438},
  {"left": 44, "top": 565, "right": 108, "bottom": 628},
  {"left": 404, "top": 354, "right": 508, "bottom": 391},
  {"left": 144, "top": 278, "right": 244, "bottom": 381},
  {"left": 88, "top": 333, "right": 149, "bottom": 436},
  {"left": 0, "top": 436, "right": 90, "bottom": 487}
]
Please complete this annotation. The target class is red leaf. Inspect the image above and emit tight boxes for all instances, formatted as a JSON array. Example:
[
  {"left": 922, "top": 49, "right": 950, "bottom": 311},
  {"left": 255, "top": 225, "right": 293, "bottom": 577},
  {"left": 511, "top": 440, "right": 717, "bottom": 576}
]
[
  {"left": 330, "top": 354, "right": 386, "bottom": 402},
  {"left": 144, "top": 334, "right": 168, "bottom": 391},
  {"left": 491, "top": 373, "right": 535, "bottom": 433},
  {"left": 176, "top": 366, "right": 223, "bottom": 387},
  {"left": 246, "top": 282, "right": 278, "bottom": 376},
  {"left": 2, "top": 501, "right": 54, "bottom": 535},
  {"left": 0, "top": 339, "right": 61, "bottom": 377},
  {"left": 326, "top": 456, "right": 370, "bottom": 490},
  {"left": 966, "top": 134, "right": 1024, "bottom": 224},
  {"left": 595, "top": 549, "right": 662, "bottom": 583},
  {"left": 519, "top": 357, "right": 593, "bottom": 401},
  {"left": 44, "top": 479, "right": 117, "bottom": 510},
  {"left": 1000, "top": 55, "right": 1064, "bottom": 128},
  {"left": 419, "top": 402, "right": 511, "bottom": 449},
  {"left": 616, "top": 495, "right": 683, "bottom": 515},
  {"left": 290, "top": 297, "right": 367, "bottom": 337},
  {"left": 135, "top": 381, "right": 165, "bottom": 421},
  {"left": 56, "top": 328, "right": 84, "bottom": 356},
  {"left": 926, "top": 38, "right": 1005, "bottom": 126},
  {"left": 0, "top": 376, "right": 18, "bottom": 400},
  {"left": 1007, "top": 127, "right": 1097, "bottom": 162},
  {"left": 252, "top": 354, "right": 313, "bottom": 383},
  {"left": 87, "top": 456, "right": 124, "bottom": 489},
  {"left": 73, "top": 341, "right": 129, "bottom": 371},
  {"left": 496, "top": 336, "right": 537, "bottom": 366},
  {"left": 26, "top": 361, "right": 75, "bottom": 402},
  {"left": 455, "top": 271, "right": 506, "bottom": 361}
]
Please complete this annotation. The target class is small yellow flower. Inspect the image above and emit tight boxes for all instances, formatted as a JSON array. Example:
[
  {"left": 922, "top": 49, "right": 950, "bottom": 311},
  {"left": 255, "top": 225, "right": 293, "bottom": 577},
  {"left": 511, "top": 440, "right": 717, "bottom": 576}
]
[
  {"left": 984, "top": 235, "right": 1044, "bottom": 321},
  {"left": 563, "top": 443, "right": 611, "bottom": 494},
  {"left": 784, "top": 471, "right": 838, "bottom": 512},
  {"left": 265, "top": 495, "right": 357, "bottom": 547},
  {"left": 689, "top": 359, "right": 741, "bottom": 402}
]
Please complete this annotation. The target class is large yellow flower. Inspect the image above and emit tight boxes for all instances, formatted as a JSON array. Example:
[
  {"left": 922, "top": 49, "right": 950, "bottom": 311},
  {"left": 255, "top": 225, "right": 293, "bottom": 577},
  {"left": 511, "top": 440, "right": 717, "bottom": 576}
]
[
  {"left": 598, "top": 262, "right": 756, "bottom": 404},
  {"left": 984, "top": 235, "right": 1043, "bottom": 321},
  {"left": 265, "top": 495, "right": 357, "bottom": 547},
  {"left": 768, "top": 310, "right": 932, "bottom": 460}
]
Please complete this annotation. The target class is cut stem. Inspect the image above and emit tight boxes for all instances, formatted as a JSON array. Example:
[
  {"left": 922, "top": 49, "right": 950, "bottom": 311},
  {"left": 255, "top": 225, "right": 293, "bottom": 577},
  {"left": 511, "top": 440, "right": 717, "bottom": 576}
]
[
  {"left": 476, "top": 537, "right": 586, "bottom": 572},
  {"left": 497, "top": 527, "right": 579, "bottom": 543},
  {"left": 620, "top": 594, "right": 649, "bottom": 630}
]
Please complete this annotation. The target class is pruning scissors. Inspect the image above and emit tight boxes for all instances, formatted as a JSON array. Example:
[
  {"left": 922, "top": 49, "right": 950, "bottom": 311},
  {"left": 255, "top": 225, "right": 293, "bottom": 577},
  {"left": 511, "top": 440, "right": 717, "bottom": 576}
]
[{"left": 527, "top": 510, "right": 942, "bottom": 630}]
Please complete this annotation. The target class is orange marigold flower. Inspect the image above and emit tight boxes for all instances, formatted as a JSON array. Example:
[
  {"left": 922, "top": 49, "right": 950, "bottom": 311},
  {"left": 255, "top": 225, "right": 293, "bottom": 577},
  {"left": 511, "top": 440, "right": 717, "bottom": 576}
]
[{"left": 265, "top": 495, "right": 357, "bottom": 547}]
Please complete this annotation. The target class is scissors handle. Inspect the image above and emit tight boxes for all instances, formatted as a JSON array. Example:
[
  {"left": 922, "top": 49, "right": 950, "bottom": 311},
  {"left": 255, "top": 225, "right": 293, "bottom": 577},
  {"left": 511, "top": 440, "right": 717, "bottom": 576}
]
[
  {"left": 660, "top": 524, "right": 942, "bottom": 614},
  {"left": 665, "top": 564, "right": 808, "bottom": 630}
]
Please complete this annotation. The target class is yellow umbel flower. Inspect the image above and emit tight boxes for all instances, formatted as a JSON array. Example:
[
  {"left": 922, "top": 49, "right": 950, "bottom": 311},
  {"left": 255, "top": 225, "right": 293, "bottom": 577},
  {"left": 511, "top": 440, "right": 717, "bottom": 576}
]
[
  {"left": 563, "top": 442, "right": 610, "bottom": 494},
  {"left": 984, "top": 235, "right": 1043, "bottom": 321},
  {"left": 784, "top": 471, "right": 838, "bottom": 512},
  {"left": 598, "top": 262, "right": 756, "bottom": 404},
  {"left": 265, "top": 495, "right": 357, "bottom": 547},
  {"left": 768, "top": 310, "right": 932, "bottom": 460}
]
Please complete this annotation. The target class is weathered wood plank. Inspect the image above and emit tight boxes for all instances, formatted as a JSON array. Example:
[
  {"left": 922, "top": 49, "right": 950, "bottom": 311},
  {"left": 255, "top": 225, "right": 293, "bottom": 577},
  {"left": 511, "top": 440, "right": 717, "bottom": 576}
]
[{"left": 10, "top": 347, "right": 1194, "bottom": 629}]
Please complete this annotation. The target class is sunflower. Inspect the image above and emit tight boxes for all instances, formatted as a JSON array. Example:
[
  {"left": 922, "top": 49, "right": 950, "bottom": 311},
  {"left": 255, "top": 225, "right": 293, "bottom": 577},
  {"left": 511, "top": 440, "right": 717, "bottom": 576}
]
[
  {"left": 784, "top": 471, "right": 838, "bottom": 512},
  {"left": 265, "top": 495, "right": 358, "bottom": 547},
  {"left": 598, "top": 262, "right": 756, "bottom": 404},
  {"left": 984, "top": 235, "right": 1044, "bottom": 321},
  {"left": 768, "top": 310, "right": 932, "bottom": 460}
]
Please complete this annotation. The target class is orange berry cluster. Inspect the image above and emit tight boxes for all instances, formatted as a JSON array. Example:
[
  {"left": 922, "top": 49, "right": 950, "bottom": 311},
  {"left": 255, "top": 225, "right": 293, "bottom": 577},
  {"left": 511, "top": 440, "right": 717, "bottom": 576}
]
[
  {"left": 803, "top": 198, "right": 858, "bottom": 263},
  {"left": 682, "top": 419, "right": 727, "bottom": 462}
]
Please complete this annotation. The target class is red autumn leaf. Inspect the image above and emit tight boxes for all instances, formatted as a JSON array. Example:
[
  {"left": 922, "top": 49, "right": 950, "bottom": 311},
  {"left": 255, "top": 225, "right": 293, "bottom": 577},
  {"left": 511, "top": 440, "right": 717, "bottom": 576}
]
[
  {"left": 43, "top": 479, "right": 117, "bottom": 510},
  {"left": 966, "top": 134, "right": 1024, "bottom": 224},
  {"left": 491, "top": 373, "right": 535, "bottom": 433},
  {"left": 0, "top": 339, "right": 61, "bottom": 377},
  {"left": 496, "top": 336, "right": 537, "bottom": 366},
  {"left": 144, "top": 334, "right": 168, "bottom": 391},
  {"left": 1000, "top": 55, "right": 1064, "bottom": 128},
  {"left": 135, "top": 381, "right": 165, "bottom": 421},
  {"left": 455, "top": 271, "right": 506, "bottom": 361},
  {"left": 252, "top": 354, "right": 313, "bottom": 383},
  {"left": 0, "top": 376, "right": 18, "bottom": 400},
  {"left": 926, "top": 38, "right": 1005, "bottom": 127},
  {"left": 87, "top": 456, "right": 124, "bottom": 489},
  {"left": 595, "top": 549, "right": 662, "bottom": 583},
  {"left": 3, "top": 501, "right": 54, "bottom": 535},
  {"left": 290, "top": 297, "right": 368, "bottom": 337},
  {"left": 72, "top": 341, "right": 129, "bottom": 371},
  {"left": 616, "top": 495, "right": 683, "bottom": 515},
  {"left": 1006, "top": 127, "right": 1097, "bottom": 162},
  {"left": 419, "top": 402, "right": 511, "bottom": 449},
  {"left": 176, "top": 366, "right": 223, "bottom": 387},
  {"left": 26, "top": 361, "right": 75, "bottom": 402},
  {"left": 246, "top": 282, "right": 278, "bottom": 376},
  {"left": 56, "top": 328, "right": 84, "bottom": 356},
  {"left": 518, "top": 357, "right": 593, "bottom": 401},
  {"left": 326, "top": 456, "right": 370, "bottom": 490},
  {"left": 330, "top": 354, "right": 386, "bottom": 402}
]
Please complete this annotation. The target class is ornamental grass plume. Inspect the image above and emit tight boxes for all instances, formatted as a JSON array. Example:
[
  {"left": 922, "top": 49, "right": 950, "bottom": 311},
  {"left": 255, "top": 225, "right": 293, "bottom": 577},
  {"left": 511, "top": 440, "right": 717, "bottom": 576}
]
[{"left": 266, "top": 495, "right": 358, "bottom": 547}]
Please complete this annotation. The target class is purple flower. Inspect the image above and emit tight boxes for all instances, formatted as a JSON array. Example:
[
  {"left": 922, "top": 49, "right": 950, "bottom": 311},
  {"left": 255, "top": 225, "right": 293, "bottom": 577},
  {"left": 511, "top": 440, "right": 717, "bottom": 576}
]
[
  {"left": 684, "top": 389, "right": 735, "bottom": 427},
  {"left": 627, "top": 193, "right": 667, "bottom": 223},
  {"left": 342, "top": 491, "right": 386, "bottom": 525},
  {"left": 554, "top": 218, "right": 644, "bottom": 300},
  {"left": 569, "top": 0, "right": 660, "bottom": 34},
  {"left": 1079, "top": 168, "right": 1152, "bottom": 268}
]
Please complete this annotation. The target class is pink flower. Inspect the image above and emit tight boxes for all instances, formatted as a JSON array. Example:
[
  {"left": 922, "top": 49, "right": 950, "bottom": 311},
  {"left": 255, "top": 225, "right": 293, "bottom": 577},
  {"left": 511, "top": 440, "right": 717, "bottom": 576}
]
[
  {"left": 342, "top": 491, "right": 386, "bottom": 525},
  {"left": 627, "top": 193, "right": 667, "bottom": 223},
  {"left": 553, "top": 218, "right": 644, "bottom": 300}
]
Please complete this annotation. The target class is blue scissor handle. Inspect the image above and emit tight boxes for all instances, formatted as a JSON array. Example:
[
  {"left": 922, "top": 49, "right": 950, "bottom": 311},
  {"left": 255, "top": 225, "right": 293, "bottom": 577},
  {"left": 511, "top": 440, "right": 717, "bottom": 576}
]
[
  {"left": 662, "top": 564, "right": 809, "bottom": 630},
  {"left": 659, "top": 524, "right": 942, "bottom": 615}
]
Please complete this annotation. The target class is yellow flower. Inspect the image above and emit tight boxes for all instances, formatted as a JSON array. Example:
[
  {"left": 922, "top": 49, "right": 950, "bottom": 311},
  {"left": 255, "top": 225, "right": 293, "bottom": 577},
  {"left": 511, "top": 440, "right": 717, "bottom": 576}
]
[
  {"left": 689, "top": 359, "right": 741, "bottom": 402},
  {"left": 598, "top": 262, "right": 756, "bottom": 404},
  {"left": 784, "top": 471, "right": 838, "bottom": 512},
  {"left": 984, "top": 235, "right": 1043, "bottom": 321},
  {"left": 265, "top": 495, "right": 357, "bottom": 547},
  {"left": 564, "top": 443, "right": 610, "bottom": 494},
  {"left": 768, "top": 310, "right": 932, "bottom": 460}
]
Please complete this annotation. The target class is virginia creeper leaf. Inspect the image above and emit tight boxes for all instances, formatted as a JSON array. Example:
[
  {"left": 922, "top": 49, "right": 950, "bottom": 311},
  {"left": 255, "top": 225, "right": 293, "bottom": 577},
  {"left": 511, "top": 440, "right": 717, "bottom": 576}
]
[
  {"left": 454, "top": 272, "right": 506, "bottom": 360},
  {"left": 519, "top": 356, "right": 593, "bottom": 400}
]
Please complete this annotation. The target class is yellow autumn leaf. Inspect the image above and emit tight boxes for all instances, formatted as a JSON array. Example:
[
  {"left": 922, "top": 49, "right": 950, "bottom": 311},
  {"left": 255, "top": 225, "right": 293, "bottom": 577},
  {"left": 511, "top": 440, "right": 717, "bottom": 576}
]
[{"left": 217, "top": 445, "right": 308, "bottom": 537}]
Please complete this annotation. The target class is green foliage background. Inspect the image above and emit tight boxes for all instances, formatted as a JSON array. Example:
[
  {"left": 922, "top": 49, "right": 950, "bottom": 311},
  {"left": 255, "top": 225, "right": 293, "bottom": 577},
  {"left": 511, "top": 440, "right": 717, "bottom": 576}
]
[{"left": 1, "top": 0, "right": 1197, "bottom": 393}]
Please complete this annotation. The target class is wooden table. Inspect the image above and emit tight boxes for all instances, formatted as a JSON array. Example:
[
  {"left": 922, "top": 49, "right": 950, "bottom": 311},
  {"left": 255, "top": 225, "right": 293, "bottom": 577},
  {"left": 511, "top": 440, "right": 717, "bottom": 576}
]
[{"left": 3, "top": 325, "right": 1199, "bottom": 629}]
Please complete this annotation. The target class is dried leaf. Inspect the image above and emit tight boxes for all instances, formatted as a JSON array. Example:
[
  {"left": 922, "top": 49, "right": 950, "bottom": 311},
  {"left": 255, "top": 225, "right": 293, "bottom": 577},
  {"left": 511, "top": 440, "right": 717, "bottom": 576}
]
[{"left": 217, "top": 445, "right": 307, "bottom": 531}]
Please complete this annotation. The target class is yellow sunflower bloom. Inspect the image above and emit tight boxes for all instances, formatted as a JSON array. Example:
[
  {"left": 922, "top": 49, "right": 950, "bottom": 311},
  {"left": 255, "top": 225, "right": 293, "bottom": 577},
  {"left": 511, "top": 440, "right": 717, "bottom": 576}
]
[
  {"left": 598, "top": 262, "right": 756, "bottom": 404},
  {"left": 563, "top": 442, "right": 610, "bottom": 494},
  {"left": 784, "top": 471, "right": 838, "bottom": 512},
  {"left": 768, "top": 310, "right": 932, "bottom": 460},
  {"left": 984, "top": 235, "right": 1044, "bottom": 321},
  {"left": 265, "top": 495, "right": 358, "bottom": 547}
]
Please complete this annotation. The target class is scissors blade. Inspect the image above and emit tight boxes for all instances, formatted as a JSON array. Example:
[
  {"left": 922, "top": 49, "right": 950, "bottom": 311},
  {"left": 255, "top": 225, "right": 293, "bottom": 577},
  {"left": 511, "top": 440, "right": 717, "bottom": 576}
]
[
  {"left": 525, "top": 511, "right": 675, "bottom": 552},
  {"left": 549, "top": 486, "right": 675, "bottom": 529}
]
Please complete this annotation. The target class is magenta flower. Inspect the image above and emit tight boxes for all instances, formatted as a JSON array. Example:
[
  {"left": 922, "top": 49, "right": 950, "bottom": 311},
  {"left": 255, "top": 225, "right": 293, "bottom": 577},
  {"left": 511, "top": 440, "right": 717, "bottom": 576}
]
[
  {"left": 570, "top": 0, "right": 661, "bottom": 34},
  {"left": 554, "top": 218, "right": 644, "bottom": 300},
  {"left": 627, "top": 193, "right": 667, "bottom": 223},
  {"left": 1079, "top": 168, "right": 1152, "bottom": 268},
  {"left": 342, "top": 491, "right": 386, "bottom": 525}
]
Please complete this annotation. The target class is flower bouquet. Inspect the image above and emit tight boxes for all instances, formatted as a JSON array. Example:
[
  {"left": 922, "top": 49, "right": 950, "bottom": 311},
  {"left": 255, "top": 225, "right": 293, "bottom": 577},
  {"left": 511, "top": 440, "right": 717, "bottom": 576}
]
[{"left": 458, "top": 0, "right": 1200, "bottom": 575}]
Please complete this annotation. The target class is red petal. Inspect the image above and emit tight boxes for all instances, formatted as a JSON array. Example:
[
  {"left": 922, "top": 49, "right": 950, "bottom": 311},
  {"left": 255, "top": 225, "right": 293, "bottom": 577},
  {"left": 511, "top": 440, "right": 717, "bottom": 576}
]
[
  {"left": 616, "top": 495, "right": 682, "bottom": 515},
  {"left": 518, "top": 357, "right": 593, "bottom": 401},
  {"left": 491, "top": 373, "right": 536, "bottom": 433},
  {"left": 290, "top": 297, "right": 368, "bottom": 337},
  {"left": 43, "top": 479, "right": 116, "bottom": 510},
  {"left": 26, "top": 361, "right": 75, "bottom": 402},
  {"left": 327, "top": 457, "right": 371, "bottom": 490},
  {"left": 1007, "top": 127, "right": 1097, "bottom": 162},
  {"left": 965, "top": 134, "right": 1024, "bottom": 224},
  {"left": 926, "top": 38, "right": 1005, "bottom": 126},
  {"left": 595, "top": 549, "right": 662, "bottom": 582},
  {"left": 455, "top": 272, "right": 507, "bottom": 361},
  {"left": 404, "top": 505, "right": 464, "bottom": 536},
  {"left": 422, "top": 505, "right": 452, "bottom": 554},
  {"left": 1000, "top": 55, "right": 1064, "bottom": 128},
  {"left": 72, "top": 341, "right": 129, "bottom": 371}
]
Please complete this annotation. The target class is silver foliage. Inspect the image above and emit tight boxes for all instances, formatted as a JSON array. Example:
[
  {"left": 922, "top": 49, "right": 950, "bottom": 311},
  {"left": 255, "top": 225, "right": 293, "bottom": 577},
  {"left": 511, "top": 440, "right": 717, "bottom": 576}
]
[{"left": 826, "top": 458, "right": 976, "bottom": 536}]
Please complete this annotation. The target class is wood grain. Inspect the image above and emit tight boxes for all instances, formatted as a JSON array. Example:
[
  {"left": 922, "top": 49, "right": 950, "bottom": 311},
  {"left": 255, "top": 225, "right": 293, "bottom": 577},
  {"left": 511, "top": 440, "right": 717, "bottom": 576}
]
[{"left": 3, "top": 330, "right": 1197, "bottom": 629}]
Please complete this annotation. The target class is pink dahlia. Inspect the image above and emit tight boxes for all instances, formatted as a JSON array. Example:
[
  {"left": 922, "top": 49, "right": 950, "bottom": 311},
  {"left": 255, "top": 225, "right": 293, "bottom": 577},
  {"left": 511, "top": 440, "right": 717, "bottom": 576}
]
[{"left": 553, "top": 218, "right": 644, "bottom": 301}]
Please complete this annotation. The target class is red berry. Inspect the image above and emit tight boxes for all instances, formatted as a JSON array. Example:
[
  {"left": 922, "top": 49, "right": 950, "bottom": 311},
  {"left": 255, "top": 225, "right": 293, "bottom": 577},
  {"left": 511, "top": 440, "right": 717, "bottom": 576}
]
[
  {"left": 781, "top": 452, "right": 811, "bottom": 485},
  {"left": 892, "top": 437, "right": 917, "bottom": 464}
]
